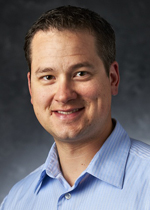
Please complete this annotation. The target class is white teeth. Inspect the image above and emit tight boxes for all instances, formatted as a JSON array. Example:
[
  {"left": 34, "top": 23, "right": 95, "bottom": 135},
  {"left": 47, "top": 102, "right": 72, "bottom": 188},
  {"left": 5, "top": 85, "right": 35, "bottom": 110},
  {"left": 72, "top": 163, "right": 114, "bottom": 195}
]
[{"left": 57, "top": 109, "right": 79, "bottom": 115}]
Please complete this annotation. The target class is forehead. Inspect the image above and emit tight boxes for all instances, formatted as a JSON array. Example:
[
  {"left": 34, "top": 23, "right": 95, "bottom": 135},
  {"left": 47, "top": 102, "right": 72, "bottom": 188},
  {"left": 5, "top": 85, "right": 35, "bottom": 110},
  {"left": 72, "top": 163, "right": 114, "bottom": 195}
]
[
  {"left": 30, "top": 29, "right": 102, "bottom": 72},
  {"left": 31, "top": 29, "right": 98, "bottom": 55}
]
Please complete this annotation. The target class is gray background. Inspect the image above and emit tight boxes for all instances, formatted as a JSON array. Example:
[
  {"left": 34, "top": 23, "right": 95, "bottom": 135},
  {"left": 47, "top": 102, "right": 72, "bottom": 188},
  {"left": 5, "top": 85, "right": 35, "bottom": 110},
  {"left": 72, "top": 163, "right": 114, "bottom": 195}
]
[{"left": 0, "top": 0, "right": 150, "bottom": 203}]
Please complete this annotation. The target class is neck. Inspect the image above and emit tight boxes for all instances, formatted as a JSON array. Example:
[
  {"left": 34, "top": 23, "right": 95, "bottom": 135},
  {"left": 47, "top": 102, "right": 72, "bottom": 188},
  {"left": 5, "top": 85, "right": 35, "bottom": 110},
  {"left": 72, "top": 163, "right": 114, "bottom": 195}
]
[
  {"left": 56, "top": 140, "right": 101, "bottom": 186},
  {"left": 55, "top": 120, "right": 114, "bottom": 186}
]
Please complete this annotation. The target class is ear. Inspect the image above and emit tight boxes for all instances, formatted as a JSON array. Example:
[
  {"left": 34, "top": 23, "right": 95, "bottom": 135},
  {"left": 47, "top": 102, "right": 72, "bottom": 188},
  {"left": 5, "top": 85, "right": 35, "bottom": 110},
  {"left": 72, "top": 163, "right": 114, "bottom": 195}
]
[
  {"left": 27, "top": 72, "right": 33, "bottom": 104},
  {"left": 109, "top": 61, "right": 120, "bottom": 96}
]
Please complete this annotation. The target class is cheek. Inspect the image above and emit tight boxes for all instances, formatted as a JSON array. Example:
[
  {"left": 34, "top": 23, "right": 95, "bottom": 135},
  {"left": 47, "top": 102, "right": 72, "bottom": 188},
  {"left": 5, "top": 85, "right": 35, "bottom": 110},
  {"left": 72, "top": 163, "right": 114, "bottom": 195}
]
[
  {"left": 79, "top": 82, "right": 94, "bottom": 95},
  {"left": 81, "top": 81, "right": 112, "bottom": 112},
  {"left": 31, "top": 86, "right": 53, "bottom": 108},
  {"left": 79, "top": 82, "right": 104, "bottom": 100}
]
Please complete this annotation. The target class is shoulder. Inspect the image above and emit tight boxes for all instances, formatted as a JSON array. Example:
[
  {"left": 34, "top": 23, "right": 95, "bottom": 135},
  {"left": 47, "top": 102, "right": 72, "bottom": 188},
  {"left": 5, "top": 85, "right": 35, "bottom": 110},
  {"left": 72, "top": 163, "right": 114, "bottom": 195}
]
[
  {"left": 130, "top": 138, "right": 150, "bottom": 159},
  {"left": 125, "top": 139, "right": 150, "bottom": 192},
  {"left": 125, "top": 138, "right": 150, "bottom": 178},
  {"left": 127, "top": 138, "right": 150, "bottom": 177},
  {"left": 1, "top": 164, "right": 44, "bottom": 209},
  {"left": 11, "top": 164, "right": 44, "bottom": 191}
]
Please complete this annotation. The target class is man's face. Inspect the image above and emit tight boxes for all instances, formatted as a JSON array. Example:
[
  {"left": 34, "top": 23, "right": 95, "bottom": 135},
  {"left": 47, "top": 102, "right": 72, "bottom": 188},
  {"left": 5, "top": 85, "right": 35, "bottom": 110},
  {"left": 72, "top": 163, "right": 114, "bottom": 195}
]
[{"left": 28, "top": 29, "right": 119, "bottom": 144}]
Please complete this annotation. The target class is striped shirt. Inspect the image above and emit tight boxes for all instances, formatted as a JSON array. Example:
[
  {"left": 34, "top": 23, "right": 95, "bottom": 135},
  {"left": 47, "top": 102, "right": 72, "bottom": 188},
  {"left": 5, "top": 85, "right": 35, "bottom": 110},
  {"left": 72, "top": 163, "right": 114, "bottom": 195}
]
[{"left": 1, "top": 121, "right": 150, "bottom": 210}]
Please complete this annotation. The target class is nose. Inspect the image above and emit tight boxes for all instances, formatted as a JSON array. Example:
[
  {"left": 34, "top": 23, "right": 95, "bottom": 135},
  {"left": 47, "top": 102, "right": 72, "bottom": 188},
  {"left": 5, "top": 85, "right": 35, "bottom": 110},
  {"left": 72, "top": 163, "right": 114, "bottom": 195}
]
[{"left": 54, "top": 77, "right": 77, "bottom": 103}]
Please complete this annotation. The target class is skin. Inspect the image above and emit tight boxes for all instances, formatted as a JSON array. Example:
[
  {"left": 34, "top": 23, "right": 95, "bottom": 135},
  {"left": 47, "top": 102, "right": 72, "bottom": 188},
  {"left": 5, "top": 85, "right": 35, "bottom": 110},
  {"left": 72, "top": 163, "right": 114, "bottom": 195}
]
[{"left": 27, "top": 29, "right": 119, "bottom": 185}]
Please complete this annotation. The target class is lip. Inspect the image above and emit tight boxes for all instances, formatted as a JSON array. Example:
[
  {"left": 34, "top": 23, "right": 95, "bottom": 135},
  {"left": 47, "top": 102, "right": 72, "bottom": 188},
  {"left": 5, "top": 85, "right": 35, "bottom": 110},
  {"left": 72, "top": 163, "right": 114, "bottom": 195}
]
[{"left": 51, "top": 107, "right": 85, "bottom": 120}]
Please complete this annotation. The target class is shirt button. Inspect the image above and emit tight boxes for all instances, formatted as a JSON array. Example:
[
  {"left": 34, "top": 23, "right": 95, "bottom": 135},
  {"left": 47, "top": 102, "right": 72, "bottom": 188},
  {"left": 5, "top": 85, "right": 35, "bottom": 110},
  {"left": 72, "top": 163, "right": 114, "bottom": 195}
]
[{"left": 65, "top": 193, "right": 71, "bottom": 200}]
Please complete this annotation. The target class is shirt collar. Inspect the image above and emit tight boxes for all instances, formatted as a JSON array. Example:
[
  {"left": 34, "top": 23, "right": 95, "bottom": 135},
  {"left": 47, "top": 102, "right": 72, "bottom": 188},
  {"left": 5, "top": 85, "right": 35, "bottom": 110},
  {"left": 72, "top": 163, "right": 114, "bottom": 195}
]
[
  {"left": 35, "top": 120, "right": 131, "bottom": 193},
  {"left": 86, "top": 120, "right": 131, "bottom": 189},
  {"left": 34, "top": 143, "right": 61, "bottom": 193}
]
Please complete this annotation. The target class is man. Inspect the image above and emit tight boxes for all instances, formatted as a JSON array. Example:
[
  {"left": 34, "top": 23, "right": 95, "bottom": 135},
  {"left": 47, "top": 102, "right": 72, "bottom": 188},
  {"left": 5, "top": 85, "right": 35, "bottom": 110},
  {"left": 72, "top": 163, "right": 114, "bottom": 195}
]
[{"left": 1, "top": 5, "right": 150, "bottom": 210}]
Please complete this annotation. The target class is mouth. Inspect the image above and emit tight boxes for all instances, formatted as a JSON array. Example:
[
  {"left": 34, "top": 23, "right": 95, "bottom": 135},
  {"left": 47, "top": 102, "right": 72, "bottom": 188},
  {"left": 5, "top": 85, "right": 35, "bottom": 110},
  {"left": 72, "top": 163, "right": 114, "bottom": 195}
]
[{"left": 53, "top": 108, "right": 84, "bottom": 115}]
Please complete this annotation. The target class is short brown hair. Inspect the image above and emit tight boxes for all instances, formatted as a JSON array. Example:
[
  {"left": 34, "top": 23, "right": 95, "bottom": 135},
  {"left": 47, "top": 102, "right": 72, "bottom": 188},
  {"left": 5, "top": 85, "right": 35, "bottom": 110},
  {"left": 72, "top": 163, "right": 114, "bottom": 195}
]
[{"left": 24, "top": 5, "right": 116, "bottom": 76}]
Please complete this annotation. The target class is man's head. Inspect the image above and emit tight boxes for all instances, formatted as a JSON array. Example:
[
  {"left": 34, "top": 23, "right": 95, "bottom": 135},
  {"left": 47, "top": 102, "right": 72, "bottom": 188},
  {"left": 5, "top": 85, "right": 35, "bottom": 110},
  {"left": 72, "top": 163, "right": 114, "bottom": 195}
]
[
  {"left": 24, "top": 5, "right": 116, "bottom": 76},
  {"left": 26, "top": 6, "right": 119, "bottom": 145}
]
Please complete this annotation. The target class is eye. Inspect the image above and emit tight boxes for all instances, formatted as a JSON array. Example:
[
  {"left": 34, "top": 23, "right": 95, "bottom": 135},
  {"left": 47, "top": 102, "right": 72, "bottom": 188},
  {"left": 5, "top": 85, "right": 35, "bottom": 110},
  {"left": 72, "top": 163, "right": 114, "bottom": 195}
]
[
  {"left": 76, "top": 71, "right": 88, "bottom": 77},
  {"left": 43, "top": 75, "right": 55, "bottom": 80}
]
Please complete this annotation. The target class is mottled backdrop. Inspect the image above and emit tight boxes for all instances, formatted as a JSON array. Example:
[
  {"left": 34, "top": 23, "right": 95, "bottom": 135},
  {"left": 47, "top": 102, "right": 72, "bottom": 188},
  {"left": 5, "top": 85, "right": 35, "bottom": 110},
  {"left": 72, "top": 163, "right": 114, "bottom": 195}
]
[{"left": 0, "top": 0, "right": 150, "bottom": 202}]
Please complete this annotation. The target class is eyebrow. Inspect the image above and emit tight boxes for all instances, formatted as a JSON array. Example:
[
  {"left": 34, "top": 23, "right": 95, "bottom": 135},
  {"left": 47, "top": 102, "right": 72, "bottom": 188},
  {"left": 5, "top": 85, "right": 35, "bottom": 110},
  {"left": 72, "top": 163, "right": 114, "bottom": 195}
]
[
  {"left": 69, "top": 62, "right": 94, "bottom": 71},
  {"left": 35, "top": 62, "right": 94, "bottom": 75},
  {"left": 35, "top": 67, "right": 54, "bottom": 75}
]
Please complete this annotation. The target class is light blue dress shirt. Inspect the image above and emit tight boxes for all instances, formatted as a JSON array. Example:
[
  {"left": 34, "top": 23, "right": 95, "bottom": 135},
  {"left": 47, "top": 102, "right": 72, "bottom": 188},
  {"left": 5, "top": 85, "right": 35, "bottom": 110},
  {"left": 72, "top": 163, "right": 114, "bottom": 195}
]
[{"left": 1, "top": 121, "right": 150, "bottom": 210}]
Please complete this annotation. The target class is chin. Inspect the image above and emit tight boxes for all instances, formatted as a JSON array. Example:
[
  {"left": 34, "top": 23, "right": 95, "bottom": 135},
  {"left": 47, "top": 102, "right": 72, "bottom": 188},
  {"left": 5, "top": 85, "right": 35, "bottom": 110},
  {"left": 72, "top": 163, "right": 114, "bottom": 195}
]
[{"left": 52, "top": 130, "right": 83, "bottom": 143}]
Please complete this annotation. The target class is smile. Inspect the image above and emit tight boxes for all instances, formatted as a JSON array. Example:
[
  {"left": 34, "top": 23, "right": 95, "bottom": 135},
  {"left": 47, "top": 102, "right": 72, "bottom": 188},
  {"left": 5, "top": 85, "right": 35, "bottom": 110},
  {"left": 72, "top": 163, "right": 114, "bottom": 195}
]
[{"left": 57, "top": 108, "right": 81, "bottom": 115}]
